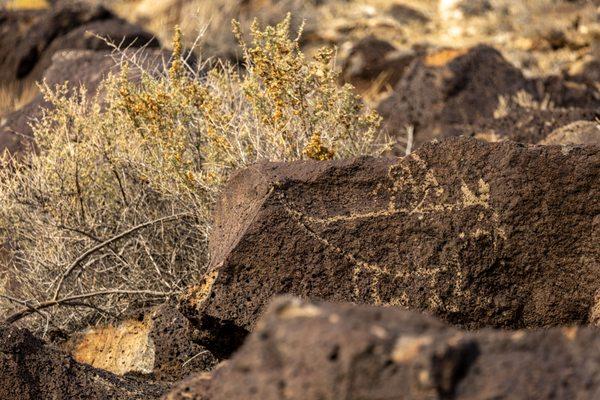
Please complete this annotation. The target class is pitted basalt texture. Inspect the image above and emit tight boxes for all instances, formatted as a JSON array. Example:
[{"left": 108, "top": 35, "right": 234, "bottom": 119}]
[
  {"left": 0, "top": 324, "right": 168, "bottom": 400},
  {"left": 167, "top": 297, "right": 600, "bottom": 400},
  {"left": 183, "top": 138, "right": 599, "bottom": 338}
]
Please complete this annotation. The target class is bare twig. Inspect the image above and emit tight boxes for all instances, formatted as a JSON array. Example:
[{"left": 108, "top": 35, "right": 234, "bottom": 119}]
[
  {"left": 52, "top": 213, "right": 190, "bottom": 301},
  {"left": 5, "top": 289, "right": 178, "bottom": 325},
  {"left": 405, "top": 125, "right": 414, "bottom": 156}
]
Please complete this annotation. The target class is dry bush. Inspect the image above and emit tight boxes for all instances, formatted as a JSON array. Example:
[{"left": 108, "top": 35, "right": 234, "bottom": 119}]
[
  {"left": 494, "top": 89, "right": 555, "bottom": 119},
  {"left": 0, "top": 16, "right": 389, "bottom": 334}
]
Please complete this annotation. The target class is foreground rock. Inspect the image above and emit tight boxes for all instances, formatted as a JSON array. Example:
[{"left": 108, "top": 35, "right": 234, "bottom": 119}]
[
  {"left": 0, "top": 324, "right": 168, "bottom": 400},
  {"left": 65, "top": 303, "right": 218, "bottom": 381},
  {"left": 167, "top": 297, "right": 600, "bottom": 400},
  {"left": 182, "top": 138, "right": 599, "bottom": 349}
]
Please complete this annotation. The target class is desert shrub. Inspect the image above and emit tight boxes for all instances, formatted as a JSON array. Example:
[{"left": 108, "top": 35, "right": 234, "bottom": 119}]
[
  {"left": 494, "top": 89, "right": 555, "bottom": 119},
  {"left": 0, "top": 15, "right": 389, "bottom": 334}
]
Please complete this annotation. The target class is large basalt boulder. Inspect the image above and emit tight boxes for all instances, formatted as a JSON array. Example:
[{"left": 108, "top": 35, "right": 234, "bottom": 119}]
[
  {"left": 166, "top": 297, "right": 600, "bottom": 400},
  {"left": 182, "top": 138, "right": 599, "bottom": 345},
  {"left": 377, "top": 45, "right": 600, "bottom": 145},
  {"left": 0, "top": 2, "right": 158, "bottom": 84},
  {"left": 0, "top": 324, "right": 168, "bottom": 400}
]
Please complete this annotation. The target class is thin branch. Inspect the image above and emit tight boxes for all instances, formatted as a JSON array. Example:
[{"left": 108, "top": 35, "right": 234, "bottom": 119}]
[
  {"left": 0, "top": 294, "right": 51, "bottom": 324},
  {"left": 4, "top": 289, "right": 178, "bottom": 325},
  {"left": 52, "top": 213, "right": 190, "bottom": 301},
  {"left": 55, "top": 224, "right": 103, "bottom": 242}
]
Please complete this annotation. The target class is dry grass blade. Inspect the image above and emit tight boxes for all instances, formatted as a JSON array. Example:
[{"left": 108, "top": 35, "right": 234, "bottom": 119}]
[{"left": 52, "top": 212, "right": 190, "bottom": 301}]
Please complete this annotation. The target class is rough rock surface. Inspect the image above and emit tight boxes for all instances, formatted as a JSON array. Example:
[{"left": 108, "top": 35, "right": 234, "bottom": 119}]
[
  {"left": 377, "top": 45, "right": 536, "bottom": 144},
  {"left": 456, "top": 107, "right": 600, "bottom": 144},
  {"left": 0, "top": 2, "right": 158, "bottom": 84},
  {"left": 66, "top": 303, "right": 218, "bottom": 381},
  {"left": 166, "top": 297, "right": 600, "bottom": 400},
  {"left": 341, "top": 36, "right": 416, "bottom": 93},
  {"left": 0, "top": 324, "right": 168, "bottom": 400},
  {"left": 541, "top": 120, "right": 600, "bottom": 146},
  {"left": 377, "top": 45, "right": 600, "bottom": 145},
  {"left": 182, "top": 138, "right": 599, "bottom": 348}
]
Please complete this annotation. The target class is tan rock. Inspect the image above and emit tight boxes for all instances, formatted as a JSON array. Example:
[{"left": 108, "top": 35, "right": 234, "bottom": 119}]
[{"left": 541, "top": 120, "right": 600, "bottom": 146}]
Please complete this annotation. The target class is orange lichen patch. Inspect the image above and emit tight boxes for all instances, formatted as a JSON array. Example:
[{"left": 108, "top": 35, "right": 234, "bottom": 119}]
[
  {"left": 4, "top": 0, "right": 49, "bottom": 10},
  {"left": 562, "top": 327, "right": 578, "bottom": 341},
  {"left": 71, "top": 319, "right": 155, "bottom": 375},
  {"left": 182, "top": 269, "right": 219, "bottom": 308},
  {"left": 424, "top": 48, "right": 468, "bottom": 67}
]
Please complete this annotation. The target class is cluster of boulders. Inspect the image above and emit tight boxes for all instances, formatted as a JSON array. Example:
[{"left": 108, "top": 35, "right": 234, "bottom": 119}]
[
  {"left": 377, "top": 44, "right": 600, "bottom": 148},
  {"left": 1, "top": 1, "right": 599, "bottom": 399},
  {"left": 2, "top": 138, "right": 597, "bottom": 398}
]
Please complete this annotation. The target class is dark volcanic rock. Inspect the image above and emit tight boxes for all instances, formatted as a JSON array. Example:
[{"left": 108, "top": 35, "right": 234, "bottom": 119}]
[
  {"left": 377, "top": 45, "right": 600, "bottom": 145},
  {"left": 0, "top": 3, "right": 110, "bottom": 83},
  {"left": 0, "top": 99, "right": 40, "bottom": 155},
  {"left": 182, "top": 138, "right": 599, "bottom": 348},
  {"left": 341, "top": 36, "right": 417, "bottom": 93},
  {"left": 26, "top": 17, "right": 160, "bottom": 82},
  {"left": 166, "top": 297, "right": 600, "bottom": 400},
  {"left": 0, "top": 324, "right": 168, "bottom": 400},
  {"left": 149, "top": 303, "right": 219, "bottom": 381},
  {"left": 455, "top": 106, "right": 600, "bottom": 144},
  {"left": 377, "top": 45, "right": 536, "bottom": 144},
  {"left": 0, "top": 2, "right": 158, "bottom": 84}
]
